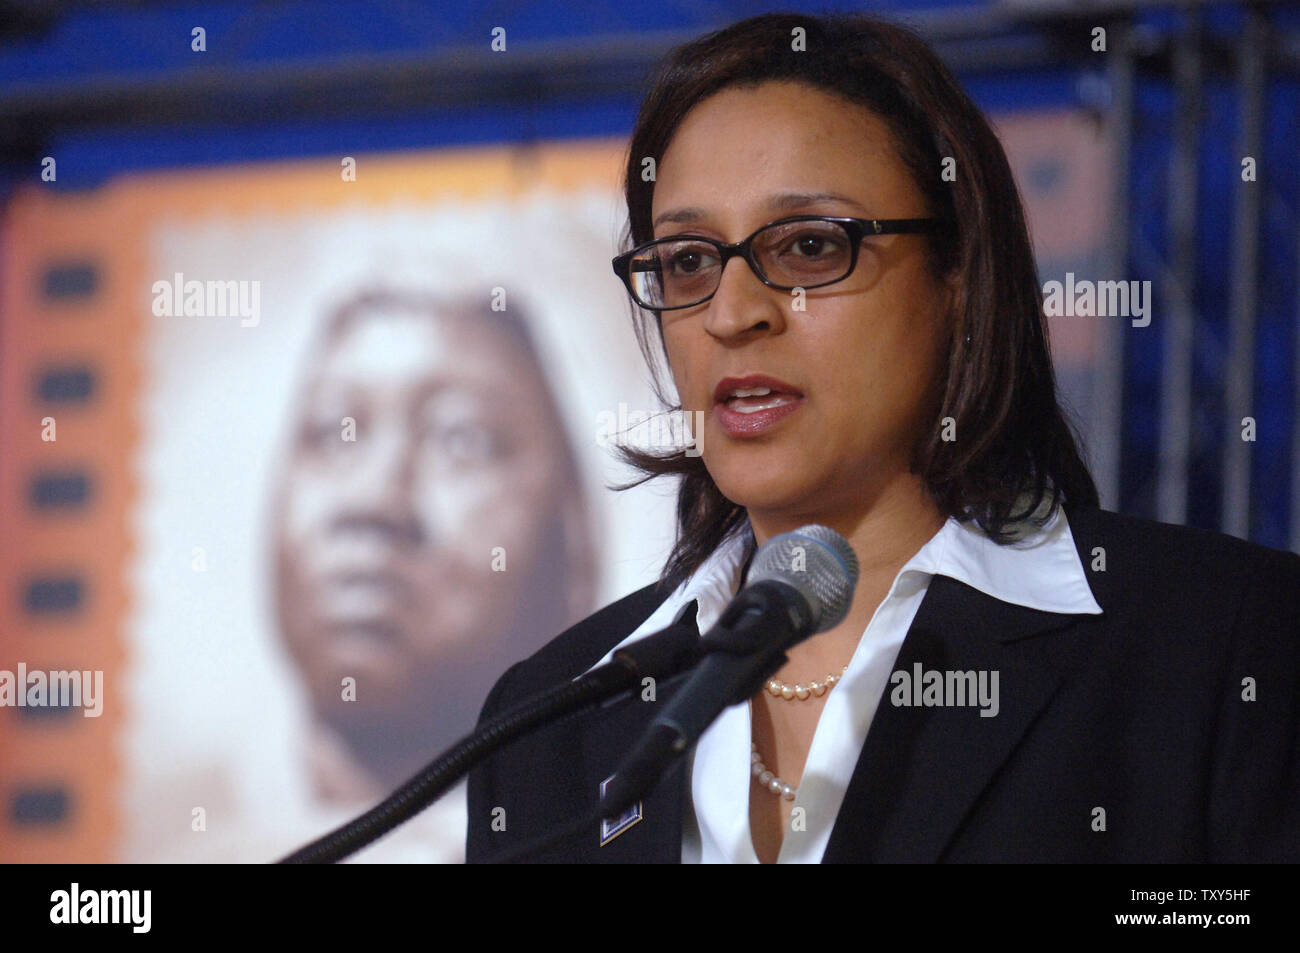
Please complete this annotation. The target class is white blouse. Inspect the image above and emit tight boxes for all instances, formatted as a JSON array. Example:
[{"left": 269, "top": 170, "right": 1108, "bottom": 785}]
[{"left": 588, "top": 501, "right": 1103, "bottom": 863}]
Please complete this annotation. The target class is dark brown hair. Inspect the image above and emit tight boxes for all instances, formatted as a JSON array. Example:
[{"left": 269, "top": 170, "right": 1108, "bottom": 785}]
[{"left": 615, "top": 11, "right": 1098, "bottom": 592}]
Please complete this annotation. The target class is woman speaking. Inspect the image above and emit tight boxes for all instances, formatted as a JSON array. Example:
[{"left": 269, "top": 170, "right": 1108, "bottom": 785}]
[{"left": 466, "top": 11, "right": 1299, "bottom": 863}]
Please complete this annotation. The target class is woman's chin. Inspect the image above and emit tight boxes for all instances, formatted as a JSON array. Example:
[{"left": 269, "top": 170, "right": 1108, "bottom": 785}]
[{"left": 712, "top": 473, "right": 820, "bottom": 518}]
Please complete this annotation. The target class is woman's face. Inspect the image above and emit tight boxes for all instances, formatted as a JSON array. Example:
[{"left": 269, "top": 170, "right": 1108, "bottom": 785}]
[{"left": 652, "top": 80, "right": 953, "bottom": 527}]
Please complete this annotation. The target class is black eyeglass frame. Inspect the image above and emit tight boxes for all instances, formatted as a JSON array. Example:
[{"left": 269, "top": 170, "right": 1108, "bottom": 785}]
[{"left": 611, "top": 215, "right": 948, "bottom": 311}]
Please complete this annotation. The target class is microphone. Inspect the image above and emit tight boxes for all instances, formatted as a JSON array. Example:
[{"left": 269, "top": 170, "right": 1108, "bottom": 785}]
[{"left": 599, "top": 525, "right": 858, "bottom": 818}]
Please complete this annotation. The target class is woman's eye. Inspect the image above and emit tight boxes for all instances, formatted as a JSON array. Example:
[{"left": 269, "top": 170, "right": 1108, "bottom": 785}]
[
  {"left": 666, "top": 246, "right": 716, "bottom": 275},
  {"left": 669, "top": 252, "right": 696, "bottom": 274},
  {"left": 789, "top": 232, "right": 842, "bottom": 257}
]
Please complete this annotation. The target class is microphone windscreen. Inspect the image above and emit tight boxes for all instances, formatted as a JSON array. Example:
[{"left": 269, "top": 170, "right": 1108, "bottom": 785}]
[{"left": 747, "top": 525, "right": 859, "bottom": 632}]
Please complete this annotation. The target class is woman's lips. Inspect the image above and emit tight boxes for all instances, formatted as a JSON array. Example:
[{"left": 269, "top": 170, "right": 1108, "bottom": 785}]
[
  {"left": 712, "top": 375, "right": 805, "bottom": 437},
  {"left": 714, "top": 395, "right": 804, "bottom": 436}
]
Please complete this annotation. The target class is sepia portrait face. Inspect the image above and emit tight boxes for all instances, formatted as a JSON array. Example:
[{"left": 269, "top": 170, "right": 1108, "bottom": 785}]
[{"left": 272, "top": 299, "right": 579, "bottom": 739}]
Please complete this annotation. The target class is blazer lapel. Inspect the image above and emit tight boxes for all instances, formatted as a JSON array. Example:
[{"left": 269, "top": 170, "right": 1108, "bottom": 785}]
[{"left": 822, "top": 575, "right": 1088, "bottom": 862}]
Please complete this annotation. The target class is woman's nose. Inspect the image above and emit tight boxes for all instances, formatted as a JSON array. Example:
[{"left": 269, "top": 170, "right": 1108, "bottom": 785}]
[{"left": 702, "top": 255, "right": 788, "bottom": 341}]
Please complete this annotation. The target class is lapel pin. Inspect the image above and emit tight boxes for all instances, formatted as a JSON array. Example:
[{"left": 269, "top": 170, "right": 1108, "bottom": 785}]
[{"left": 599, "top": 775, "right": 643, "bottom": 846}]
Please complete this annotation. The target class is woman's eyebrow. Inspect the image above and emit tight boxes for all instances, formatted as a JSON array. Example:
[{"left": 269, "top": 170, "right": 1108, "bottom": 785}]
[
  {"left": 652, "top": 206, "right": 708, "bottom": 229},
  {"left": 652, "top": 191, "right": 870, "bottom": 229},
  {"left": 767, "top": 190, "right": 868, "bottom": 214}
]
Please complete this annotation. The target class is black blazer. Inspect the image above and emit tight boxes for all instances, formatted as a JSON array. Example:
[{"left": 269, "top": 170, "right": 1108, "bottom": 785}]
[{"left": 466, "top": 504, "right": 1300, "bottom": 862}]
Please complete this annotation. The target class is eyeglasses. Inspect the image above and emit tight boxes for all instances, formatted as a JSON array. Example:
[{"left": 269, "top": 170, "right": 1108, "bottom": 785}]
[{"left": 612, "top": 215, "right": 946, "bottom": 311}]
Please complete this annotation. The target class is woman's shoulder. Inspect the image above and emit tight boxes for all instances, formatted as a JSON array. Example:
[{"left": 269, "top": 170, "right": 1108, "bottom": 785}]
[
  {"left": 1065, "top": 503, "right": 1299, "bottom": 567},
  {"left": 1063, "top": 503, "right": 1300, "bottom": 617},
  {"left": 475, "top": 581, "right": 674, "bottom": 722}
]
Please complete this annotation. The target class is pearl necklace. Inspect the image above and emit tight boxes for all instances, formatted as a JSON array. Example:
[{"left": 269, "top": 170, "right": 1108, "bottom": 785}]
[
  {"left": 750, "top": 666, "right": 850, "bottom": 799},
  {"left": 751, "top": 741, "right": 796, "bottom": 800},
  {"left": 764, "top": 666, "right": 848, "bottom": 700}
]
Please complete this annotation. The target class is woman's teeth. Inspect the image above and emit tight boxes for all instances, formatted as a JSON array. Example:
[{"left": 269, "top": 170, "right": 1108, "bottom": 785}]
[{"left": 726, "top": 390, "right": 798, "bottom": 414}]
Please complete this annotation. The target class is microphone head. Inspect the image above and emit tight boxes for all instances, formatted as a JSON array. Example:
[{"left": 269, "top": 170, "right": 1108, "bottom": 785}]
[{"left": 747, "top": 525, "right": 859, "bottom": 632}]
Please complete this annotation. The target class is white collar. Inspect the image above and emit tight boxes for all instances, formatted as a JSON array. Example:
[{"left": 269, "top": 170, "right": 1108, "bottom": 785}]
[{"left": 588, "top": 499, "right": 1101, "bottom": 672}]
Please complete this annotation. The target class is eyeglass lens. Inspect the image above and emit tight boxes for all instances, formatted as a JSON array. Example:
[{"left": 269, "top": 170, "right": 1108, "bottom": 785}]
[{"left": 629, "top": 219, "right": 855, "bottom": 308}]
